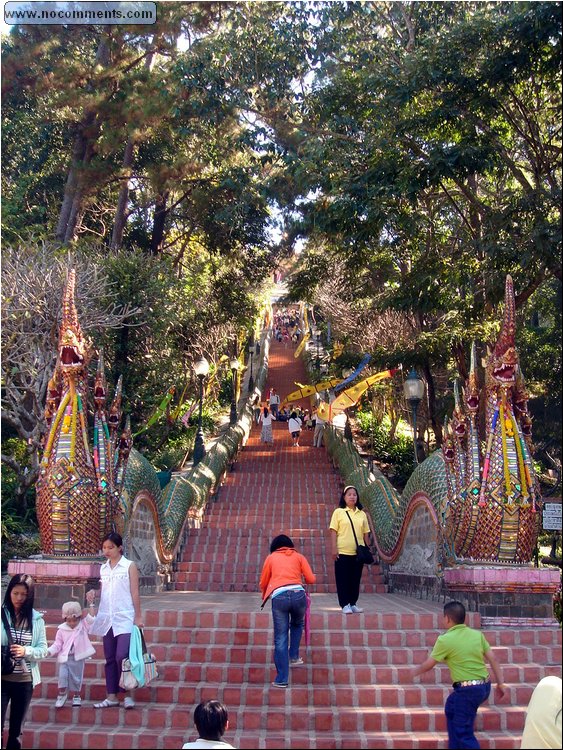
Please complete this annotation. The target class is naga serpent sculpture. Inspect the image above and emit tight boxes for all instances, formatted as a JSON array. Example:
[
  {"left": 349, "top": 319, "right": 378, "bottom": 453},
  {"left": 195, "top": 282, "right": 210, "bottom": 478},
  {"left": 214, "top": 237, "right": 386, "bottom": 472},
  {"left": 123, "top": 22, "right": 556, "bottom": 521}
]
[
  {"left": 326, "top": 275, "right": 542, "bottom": 567},
  {"left": 36, "top": 270, "right": 132, "bottom": 555}
]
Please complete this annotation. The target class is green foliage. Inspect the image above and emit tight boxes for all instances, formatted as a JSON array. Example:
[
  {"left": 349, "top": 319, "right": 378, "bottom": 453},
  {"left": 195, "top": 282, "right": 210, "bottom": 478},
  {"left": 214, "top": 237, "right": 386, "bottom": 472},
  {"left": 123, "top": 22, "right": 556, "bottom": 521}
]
[{"left": 355, "top": 410, "right": 414, "bottom": 487}]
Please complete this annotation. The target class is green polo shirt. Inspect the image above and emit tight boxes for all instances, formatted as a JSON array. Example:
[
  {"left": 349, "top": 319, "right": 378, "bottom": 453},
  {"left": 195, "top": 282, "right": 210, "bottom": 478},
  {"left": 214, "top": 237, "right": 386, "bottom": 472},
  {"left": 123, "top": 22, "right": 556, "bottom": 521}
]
[{"left": 431, "top": 624, "right": 491, "bottom": 683}]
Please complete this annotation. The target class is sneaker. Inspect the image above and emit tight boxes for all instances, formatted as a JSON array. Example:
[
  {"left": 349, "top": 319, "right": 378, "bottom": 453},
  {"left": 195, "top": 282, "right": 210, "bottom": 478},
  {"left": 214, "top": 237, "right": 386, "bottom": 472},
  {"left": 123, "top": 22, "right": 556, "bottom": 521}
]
[
  {"left": 290, "top": 657, "right": 304, "bottom": 666},
  {"left": 350, "top": 605, "right": 364, "bottom": 613},
  {"left": 123, "top": 696, "right": 136, "bottom": 709},
  {"left": 72, "top": 695, "right": 82, "bottom": 707},
  {"left": 55, "top": 693, "right": 67, "bottom": 708},
  {"left": 271, "top": 681, "right": 288, "bottom": 688},
  {"left": 342, "top": 604, "right": 353, "bottom": 614}
]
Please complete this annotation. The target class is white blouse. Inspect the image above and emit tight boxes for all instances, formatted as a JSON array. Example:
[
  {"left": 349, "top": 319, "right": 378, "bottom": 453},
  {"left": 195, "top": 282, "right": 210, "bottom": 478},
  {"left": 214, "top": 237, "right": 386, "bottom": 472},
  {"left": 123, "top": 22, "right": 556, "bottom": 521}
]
[{"left": 89, "top": 555, "right": 135, "bottom": 637}]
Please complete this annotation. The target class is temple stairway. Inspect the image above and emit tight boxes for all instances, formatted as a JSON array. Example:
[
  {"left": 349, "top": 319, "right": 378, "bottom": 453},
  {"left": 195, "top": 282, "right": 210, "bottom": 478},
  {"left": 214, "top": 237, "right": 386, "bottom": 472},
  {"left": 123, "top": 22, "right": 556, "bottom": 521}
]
[{"left": 20, "top": 322, "right": 562, "bottom": 749}]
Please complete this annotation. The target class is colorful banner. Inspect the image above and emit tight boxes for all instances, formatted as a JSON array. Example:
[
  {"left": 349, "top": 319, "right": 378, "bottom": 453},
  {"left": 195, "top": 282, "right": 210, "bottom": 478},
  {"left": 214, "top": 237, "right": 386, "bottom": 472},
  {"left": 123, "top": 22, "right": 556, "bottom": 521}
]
[
  {"left": 294, "top": 332, "right": 310, "bottom": 359},
  {"left": 333, "top": 354, "right": 371, "bottom": 393},
  {"left": 317, "top": 369, "right": 398, "bottom": 422},
  {"left": 281, "top": 377, "right": 343, "bottom": 406}
]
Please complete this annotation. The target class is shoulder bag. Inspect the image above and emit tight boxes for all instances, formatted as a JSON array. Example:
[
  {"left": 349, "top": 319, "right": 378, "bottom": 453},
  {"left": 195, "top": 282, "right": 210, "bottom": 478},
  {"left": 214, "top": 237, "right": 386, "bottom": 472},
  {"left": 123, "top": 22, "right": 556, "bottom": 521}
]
[
  {"left": 1, "top": 608, "right": 17, "bottom": 675},
  {"left": 346, "top": 511, "right": 375, "bottom": 565},
  {"left": 119, "top": 626, "right": 158, "bottom": 690}
]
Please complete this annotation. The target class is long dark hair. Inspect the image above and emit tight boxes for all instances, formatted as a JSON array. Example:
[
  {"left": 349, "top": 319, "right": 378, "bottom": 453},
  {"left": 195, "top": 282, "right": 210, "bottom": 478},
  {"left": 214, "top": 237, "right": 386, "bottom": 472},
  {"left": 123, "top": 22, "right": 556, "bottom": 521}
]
[
  {"left": 2, "top": 573, "right": 35, "bottom": 629},
  {"left": 263, "top": 406, "right": 269, "bottom": 417},
  {"left": 338, "top": 485, "right": 363, "bottom": 510},
  {"left": 270, "top": 534, "right": 295, "bottom": 553}
]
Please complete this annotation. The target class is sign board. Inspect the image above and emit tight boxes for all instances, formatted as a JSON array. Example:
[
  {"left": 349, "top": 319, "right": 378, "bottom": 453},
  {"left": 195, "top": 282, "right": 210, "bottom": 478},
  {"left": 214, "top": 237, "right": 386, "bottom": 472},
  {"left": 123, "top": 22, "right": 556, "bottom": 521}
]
[{"left": 543, "top": 501, "right": 562, "bottom": 531}]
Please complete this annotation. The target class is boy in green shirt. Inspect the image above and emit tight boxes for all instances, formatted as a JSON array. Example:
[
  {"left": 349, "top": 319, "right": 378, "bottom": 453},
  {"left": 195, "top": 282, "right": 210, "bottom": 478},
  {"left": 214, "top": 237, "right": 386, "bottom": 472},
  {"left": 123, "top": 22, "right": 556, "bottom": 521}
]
[{"left": 411, "top": 600, "right": 506, "bottom": 749}]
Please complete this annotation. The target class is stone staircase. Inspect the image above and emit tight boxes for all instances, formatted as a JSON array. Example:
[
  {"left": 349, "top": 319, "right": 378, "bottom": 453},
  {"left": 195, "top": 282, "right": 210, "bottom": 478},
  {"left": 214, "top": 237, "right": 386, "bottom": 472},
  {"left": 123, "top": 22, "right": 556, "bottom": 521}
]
[{"left": 16, "top": 330, "right": 563, "bottom": 749}]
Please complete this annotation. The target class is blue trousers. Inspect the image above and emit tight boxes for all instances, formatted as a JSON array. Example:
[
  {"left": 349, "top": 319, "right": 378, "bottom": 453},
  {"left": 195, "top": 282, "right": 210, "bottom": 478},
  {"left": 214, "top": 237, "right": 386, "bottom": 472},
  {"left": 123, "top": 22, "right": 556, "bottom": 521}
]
[
  {"left": 271, "top": 589, "right": 307, "bottom": 685},
  {"left": 445, "top": 682, "right": 491, "bottom": 749}
]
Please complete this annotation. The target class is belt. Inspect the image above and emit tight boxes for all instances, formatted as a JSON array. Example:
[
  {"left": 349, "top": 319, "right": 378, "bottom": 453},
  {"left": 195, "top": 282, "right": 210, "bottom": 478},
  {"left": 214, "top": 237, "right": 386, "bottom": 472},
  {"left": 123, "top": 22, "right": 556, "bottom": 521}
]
[{"left": 452, "top": 678, "right": 490, "bottom": 689}]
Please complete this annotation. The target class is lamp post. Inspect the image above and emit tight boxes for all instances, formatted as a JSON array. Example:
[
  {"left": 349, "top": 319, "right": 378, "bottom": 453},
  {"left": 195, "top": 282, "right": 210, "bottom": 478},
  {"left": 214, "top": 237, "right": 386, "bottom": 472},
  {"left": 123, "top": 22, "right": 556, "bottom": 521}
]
[
  {"left": 248, "top": 344, "right": 255, "bottom": 393},
  {"left": 403, "top": 368, "right": 425, "bottom": 466},
  {"left": 192, "top": 356, "right": 210, "bottom": 465},
  {"left": 229, "top": 357, "right": 240, "bottom": 425},
  {"left": 313, "top": 327, "right": 321, "bottom": 371}
]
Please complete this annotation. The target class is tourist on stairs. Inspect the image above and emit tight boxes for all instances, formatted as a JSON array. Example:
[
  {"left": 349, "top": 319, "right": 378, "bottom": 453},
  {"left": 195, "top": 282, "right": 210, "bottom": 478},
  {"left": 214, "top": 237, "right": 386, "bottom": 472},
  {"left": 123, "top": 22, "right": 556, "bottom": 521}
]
[
  {"left": 89, "top": 531, "right": 143, "bottom": 709},
  {"left": 259, "top": 535, "right": 316, "bottom": 688},
  {"left": 329, "top": 485, "right": 371, "bottom": 614}
]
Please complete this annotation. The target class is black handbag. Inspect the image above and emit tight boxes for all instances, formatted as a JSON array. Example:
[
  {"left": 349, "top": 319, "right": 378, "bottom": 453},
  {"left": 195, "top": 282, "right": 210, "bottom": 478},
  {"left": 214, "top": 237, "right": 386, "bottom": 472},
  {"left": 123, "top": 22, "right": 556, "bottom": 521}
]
[
  {"left": 1, "top": 608, "right": 17, "bottom": 675},
  {"left": 346, "top": 511, "right": 375, "bottom": 565}
]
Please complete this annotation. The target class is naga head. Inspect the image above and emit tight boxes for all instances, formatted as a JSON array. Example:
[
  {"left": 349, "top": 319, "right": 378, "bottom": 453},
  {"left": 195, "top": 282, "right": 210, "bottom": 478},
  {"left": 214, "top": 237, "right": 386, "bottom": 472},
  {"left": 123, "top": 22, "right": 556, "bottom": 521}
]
[
  {"left": 442, "top": 417, "right": 455, "bottom": 463},
  {"left": 59, "top": 270, "right": 92, "bottom": 374},
  {"left": 108, "top": 376, "right": 123, "bottom": 432},
  {"left": 486, "top": 275, "right": 518, "bottom": 387},
  {"left": 464, "top": 342, "right": 480, "bottom": 414},
  {"left": 94, "top": 353, "right": 107, "bottom": 410},
  {"left": 451, "top": 380, "right": 467, "bottom": 439}
]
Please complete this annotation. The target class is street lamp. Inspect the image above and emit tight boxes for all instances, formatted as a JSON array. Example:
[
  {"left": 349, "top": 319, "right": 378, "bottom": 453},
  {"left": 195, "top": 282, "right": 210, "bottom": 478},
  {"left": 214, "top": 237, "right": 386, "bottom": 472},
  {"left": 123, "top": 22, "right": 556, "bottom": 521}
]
[
  {"left": 403, "top": 368, "right": 425, "bottom": 465},
  {"left": 229, "top": 357, "right": 240, "bottom": 425},
  {"left": 248, "top": 344, "right": 255, "bottom": 393},
  {"left": 192, "top": 356, "right": 210, "bottom": 465},
  {"left": 312, "top": 326, "right": 321, "bottom": 371}
]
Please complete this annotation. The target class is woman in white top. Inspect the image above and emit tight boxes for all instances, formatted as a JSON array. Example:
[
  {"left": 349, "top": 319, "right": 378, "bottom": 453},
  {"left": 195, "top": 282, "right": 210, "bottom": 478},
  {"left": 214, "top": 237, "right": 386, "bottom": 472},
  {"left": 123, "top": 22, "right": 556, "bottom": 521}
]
[
  {"left": 287, "top": 412, "right": 302, "bottom": 446},
  {"left": 88, "top": 531, "right": 142, "bottom": 709},
  {"left": 260, "top": 406, "right": 275, "bottom": 444}
]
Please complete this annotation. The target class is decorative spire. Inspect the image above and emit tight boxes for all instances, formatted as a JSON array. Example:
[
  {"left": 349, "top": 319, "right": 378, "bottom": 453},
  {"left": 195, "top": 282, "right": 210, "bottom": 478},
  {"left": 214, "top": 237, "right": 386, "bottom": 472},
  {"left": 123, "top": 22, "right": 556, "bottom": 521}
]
[{"left": 494, "top": 275, "right": 516, "bottom": 358}]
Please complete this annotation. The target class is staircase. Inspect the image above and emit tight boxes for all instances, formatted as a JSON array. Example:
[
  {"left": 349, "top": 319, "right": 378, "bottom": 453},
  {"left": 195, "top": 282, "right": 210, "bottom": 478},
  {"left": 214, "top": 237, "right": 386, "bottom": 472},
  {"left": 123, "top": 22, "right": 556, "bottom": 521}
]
[{"left": 18, "top": 328, "right": 563, "bottom": 749}]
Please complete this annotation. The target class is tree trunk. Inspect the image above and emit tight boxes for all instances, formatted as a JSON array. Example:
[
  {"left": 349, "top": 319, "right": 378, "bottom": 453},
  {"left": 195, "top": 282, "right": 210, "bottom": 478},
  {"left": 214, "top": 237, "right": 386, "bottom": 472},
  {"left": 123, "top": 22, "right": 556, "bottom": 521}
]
[
  {"left": 110, "top": 45, "right": 157, "bottom": 250},
  {"left": 110, "top": 138, "right": 136, "bottom": 250},
  {"left": 422, "top": 358, "right": 442, "bottom": 447},
  {"left": 55, "top": 36, "right": 110, "bottom": 244},
  {"left": 150, "top": 190, "right": 169, "bottom": 254}
]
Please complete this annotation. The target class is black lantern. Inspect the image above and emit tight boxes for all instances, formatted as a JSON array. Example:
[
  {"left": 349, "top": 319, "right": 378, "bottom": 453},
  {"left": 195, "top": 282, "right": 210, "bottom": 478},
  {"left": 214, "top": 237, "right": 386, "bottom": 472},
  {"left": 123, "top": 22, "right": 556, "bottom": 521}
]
[
  {"left": 403, "top": 368, "right": 425, "bottom": 465},
  {"left": 192, "top": 356, "right": 210, "bottom": 465},
  {"left": 248, "top": 344, "right": 255, "bottom": 393},
  {"left": 229, "top": 357, "right": 240, "bottom": 426}
]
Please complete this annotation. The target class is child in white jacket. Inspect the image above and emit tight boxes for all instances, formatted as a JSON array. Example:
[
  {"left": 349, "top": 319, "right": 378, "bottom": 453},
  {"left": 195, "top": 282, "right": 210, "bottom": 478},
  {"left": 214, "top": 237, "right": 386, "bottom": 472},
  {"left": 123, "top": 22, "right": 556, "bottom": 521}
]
[{"left": 48, "top": 601, "right": 96, "bottom": 707}]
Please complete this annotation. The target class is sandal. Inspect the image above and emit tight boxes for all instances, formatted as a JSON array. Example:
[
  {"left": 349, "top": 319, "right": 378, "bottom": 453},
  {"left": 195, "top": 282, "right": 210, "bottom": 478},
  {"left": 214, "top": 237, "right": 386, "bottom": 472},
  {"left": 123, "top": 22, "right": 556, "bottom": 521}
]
[{"left": 94, "top": 698, "right": 120, "bottom": 708}]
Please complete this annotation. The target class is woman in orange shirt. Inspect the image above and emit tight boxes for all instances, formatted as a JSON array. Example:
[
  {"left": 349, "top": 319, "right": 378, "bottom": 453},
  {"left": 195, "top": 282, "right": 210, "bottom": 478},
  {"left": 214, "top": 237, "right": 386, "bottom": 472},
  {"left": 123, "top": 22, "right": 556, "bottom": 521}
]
[{"left": 259, "top": 535, "right": 316, "bottom": 688}]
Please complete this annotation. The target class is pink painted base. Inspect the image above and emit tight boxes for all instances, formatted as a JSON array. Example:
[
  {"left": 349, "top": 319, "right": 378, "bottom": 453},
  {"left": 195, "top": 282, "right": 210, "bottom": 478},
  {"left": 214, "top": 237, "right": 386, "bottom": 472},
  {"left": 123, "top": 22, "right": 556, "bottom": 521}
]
[
  {"left": 7, "top": 556, "right": 104, "bottom": 612},
  {"left": 445, "top": 565, "right": 560, "bottom": 594}
]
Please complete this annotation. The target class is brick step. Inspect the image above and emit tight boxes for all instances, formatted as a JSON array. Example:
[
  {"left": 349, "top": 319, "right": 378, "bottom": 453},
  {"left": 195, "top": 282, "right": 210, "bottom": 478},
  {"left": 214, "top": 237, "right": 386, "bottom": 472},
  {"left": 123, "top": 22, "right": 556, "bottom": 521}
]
[
  {"left": 20, "top": 724, "right": 523, "bottom": 750},
  {"left": 42, "top": 623, "right": 563, "bottom": 653},
  {"left": 172, "top": 581, "right": 388, "bottom": 594},
  {"left": 35, "top": 678, "right": 540, "bottom": 708},
  {"left": 24, "top": 701, "right": 527, "bottom": 733},
  {"left": 37, "top": 659, "right": 556, "bottom": 686}
]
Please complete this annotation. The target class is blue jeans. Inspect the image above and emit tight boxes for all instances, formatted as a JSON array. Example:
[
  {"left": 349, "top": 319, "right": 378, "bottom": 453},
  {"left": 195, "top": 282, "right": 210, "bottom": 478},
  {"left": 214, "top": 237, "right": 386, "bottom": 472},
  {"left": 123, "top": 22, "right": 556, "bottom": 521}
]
[
  {"left": 271, "top": 589, "right": 307, "bottom": 685},
  {"left": 445, "top": 682, "right": 491, "bottom": 749}
]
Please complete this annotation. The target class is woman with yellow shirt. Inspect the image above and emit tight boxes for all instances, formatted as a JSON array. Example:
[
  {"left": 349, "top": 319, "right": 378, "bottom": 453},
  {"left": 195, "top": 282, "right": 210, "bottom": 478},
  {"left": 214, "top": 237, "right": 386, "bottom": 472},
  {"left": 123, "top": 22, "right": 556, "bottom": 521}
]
[{"left": 329, "top": 485, "right": 371, "bottom": 614}]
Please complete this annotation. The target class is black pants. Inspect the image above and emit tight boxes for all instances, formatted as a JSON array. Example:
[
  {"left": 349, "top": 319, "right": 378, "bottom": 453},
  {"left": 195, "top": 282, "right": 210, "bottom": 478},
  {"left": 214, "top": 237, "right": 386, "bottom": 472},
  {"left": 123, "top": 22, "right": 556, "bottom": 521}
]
[
  {"left": 334, "top": 554, "right": 363, "bottom": 608},
  {"left": 1, "top": 680, "right": 33, "bottom": 750}
]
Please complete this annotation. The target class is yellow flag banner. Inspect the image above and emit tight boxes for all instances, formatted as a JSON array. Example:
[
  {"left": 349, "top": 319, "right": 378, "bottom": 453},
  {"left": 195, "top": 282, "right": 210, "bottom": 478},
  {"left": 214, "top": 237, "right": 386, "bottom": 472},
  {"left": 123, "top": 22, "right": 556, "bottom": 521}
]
[
  {"left": 316, "top": 369, "right": 398, "bottom": 422},
  {"left": 293, "top": 332, "right": 310, "bottom": 359},
  {"left": 281, "top": 377, "right": 343, "bottom": 406}
]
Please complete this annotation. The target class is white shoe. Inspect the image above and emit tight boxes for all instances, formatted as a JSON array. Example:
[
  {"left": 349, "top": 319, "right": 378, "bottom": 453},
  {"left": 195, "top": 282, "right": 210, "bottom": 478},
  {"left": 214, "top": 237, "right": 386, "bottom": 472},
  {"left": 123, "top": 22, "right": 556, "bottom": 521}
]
[
  {"left": 55, "top": 693, "right": 67, "bottom": 708},
  {"left": 123, "top": 696, "right": 135, "bottom": 709},
  {"left": 342, "top": 604, "right": 353, "bottom": 614},
  {"left": 350, "top": 605, "right": 364, "bottom": 613},
  {"left": 72, "top": 695, "right": 82, "bottom": 707}
]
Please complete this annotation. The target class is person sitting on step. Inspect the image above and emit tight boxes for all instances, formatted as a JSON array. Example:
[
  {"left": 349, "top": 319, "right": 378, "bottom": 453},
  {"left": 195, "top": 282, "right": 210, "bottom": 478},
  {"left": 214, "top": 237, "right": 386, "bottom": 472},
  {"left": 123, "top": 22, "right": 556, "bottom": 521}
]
[{"left": 181, "top": 699, "right": 235, "bottom": 749}]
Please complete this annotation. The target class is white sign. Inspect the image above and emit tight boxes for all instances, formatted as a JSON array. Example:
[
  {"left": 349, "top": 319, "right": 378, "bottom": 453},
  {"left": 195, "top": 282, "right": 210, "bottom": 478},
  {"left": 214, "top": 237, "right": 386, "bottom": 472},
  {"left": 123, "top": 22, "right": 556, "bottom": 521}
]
[{"left": 543, "top": 502, "right": 562, "bottom": 531}]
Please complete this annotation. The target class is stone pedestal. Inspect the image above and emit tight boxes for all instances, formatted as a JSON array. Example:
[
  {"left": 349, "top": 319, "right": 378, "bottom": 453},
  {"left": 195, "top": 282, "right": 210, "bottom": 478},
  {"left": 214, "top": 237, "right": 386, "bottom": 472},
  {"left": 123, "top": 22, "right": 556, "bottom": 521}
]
[
  {"left": 444, "top": 565, "right": 560, "bottom": 627},
  {"left": 7, "top": 555, "right": 104, "bottom": 612}
]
